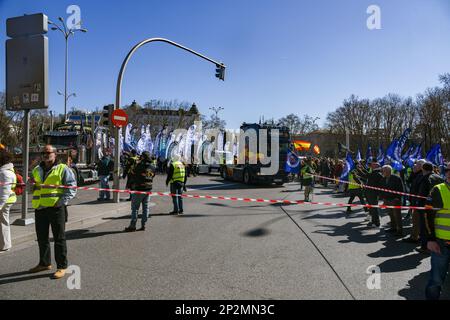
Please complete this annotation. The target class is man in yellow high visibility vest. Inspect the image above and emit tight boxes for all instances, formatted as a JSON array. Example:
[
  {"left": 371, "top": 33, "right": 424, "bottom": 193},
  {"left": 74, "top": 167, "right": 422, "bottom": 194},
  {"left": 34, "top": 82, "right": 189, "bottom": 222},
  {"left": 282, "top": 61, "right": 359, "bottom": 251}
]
[
  {"left": 28, "top": 145, "right": 77, "bottom": 280},
  {"left": 0, "top": 151, "right": 17, "bottom": 252},
  {"left": 425, "top": 162, "right": 450, "bottom": 300},
  {"left": 346, "top": 168, "right": 368, "bottom": 215},
  {"left": 166, "top": 155, "right": 187, "bottom": 215}
]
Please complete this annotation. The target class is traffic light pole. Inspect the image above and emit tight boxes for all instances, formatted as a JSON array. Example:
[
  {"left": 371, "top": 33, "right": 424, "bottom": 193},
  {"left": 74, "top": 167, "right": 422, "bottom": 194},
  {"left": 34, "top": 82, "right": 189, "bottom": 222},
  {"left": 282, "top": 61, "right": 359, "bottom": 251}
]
[{"left": 113, "top": 37, "right": 226, "bottom": 203}]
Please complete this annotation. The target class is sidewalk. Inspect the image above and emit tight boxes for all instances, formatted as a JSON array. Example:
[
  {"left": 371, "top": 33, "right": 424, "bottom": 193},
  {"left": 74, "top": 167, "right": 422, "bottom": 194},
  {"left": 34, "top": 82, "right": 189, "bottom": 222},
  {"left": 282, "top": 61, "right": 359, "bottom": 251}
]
[{"left": 10, "top": 200, "right": 132, "bottom": 247}]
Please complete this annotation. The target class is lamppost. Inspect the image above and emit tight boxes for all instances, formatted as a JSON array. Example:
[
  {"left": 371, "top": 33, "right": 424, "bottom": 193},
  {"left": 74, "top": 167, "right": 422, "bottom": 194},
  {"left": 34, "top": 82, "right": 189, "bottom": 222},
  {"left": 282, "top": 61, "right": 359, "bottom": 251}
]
[
  {"left": 57, "top": 91, "right": 76, "bottom": 116},
  {"left": 48, "top": 17, "right": 87, "bottom": 121}
]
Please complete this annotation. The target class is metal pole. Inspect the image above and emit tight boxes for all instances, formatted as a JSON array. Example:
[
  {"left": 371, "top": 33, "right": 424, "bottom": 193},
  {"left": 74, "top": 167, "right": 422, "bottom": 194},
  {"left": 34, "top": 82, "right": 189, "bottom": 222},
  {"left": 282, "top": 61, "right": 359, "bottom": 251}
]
[
  {"left": 64, "top": 35, "right": 68, "bottom": 121},
  {"left": 13, "top": 110, "right": 34, "bottom": 226},
  {"left": 113, "top": 38, "right": 226, "bottom": 203},
  {"left": 346, "top": 130, "right": 350, "bottom": 152},
  {"left": 91, "top": 113, "right": 96, "bottom": 164}
]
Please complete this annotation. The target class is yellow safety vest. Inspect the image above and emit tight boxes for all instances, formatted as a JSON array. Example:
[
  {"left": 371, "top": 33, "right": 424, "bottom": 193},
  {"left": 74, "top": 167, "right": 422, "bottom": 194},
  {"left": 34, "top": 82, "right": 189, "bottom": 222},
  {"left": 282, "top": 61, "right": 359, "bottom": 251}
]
[
  {"left": 301, "top": 165, "right": 312, "bottom": 180},
  {"left": 6, "top": 168, "right": 17, "bottom": 204},
  {"left": 170, "top": 161, "right": 186, "bottom": 184},
  {"left": 434, "top": 183, "right": 450, "bottom": 241},
  {"left": 348, "top": 172, "right": 361, "bottom": 190},
  {"left": 32, "top": 164, "right": 66, "bottom": 209}
]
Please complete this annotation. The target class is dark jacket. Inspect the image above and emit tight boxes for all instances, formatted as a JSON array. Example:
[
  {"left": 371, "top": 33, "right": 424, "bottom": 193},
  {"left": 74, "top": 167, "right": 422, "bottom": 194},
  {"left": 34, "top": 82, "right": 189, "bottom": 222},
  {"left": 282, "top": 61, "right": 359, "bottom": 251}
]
[
  {"left": 130, "top": 160, "right": 155, "bottom": 191},
  {"left": 380, "top": 174, "right": 404, "bottom": 200},
  {"left": 409, "top": 172, "right": 424, "bottom": 205},
  {"left": 363, "top": 169, "right": 383, "bottom": 197},
  {"left": 97, "top": 156, "right": 114, "bottom": 176},
  {"left": 417, "top": 173, "right": 444, "bottom": 206}
]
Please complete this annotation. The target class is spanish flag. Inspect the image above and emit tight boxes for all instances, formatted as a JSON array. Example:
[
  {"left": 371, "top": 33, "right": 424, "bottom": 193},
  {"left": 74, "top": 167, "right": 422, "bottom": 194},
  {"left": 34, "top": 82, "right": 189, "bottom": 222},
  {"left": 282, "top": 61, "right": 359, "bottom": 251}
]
[
  {"left": 313, "top": 145, "right": 321, "bottom": 155},
  {"left": 293, "top": 140, "right": 311, "bottom": 151}
]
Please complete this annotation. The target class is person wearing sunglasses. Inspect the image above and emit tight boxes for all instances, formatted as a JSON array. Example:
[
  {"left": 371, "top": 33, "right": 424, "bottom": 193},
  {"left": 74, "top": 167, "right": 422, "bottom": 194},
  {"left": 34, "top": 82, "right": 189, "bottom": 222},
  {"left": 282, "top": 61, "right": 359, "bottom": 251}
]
[{"left": 27, "top": 145, "right": 77, "bottom": 280}]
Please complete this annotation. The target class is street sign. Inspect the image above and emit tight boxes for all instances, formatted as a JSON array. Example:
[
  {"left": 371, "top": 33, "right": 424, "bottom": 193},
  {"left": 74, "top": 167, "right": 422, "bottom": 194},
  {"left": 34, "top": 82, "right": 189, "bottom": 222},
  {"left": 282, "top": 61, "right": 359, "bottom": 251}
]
[
  {"left": 111, "top": 109, "right": 128, "bottom": 128},
  {"left": 6, "top": 13, "right": 48, "bottom": 37},
  {"left": 6, "top": 14, "right": 49, "bottom": 111}
]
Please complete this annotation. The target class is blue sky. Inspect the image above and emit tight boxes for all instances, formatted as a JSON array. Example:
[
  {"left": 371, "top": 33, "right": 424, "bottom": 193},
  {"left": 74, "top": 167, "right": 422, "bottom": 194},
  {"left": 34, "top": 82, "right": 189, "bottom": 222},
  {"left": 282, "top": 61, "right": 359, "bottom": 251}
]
[{"left": 1, "top": 0, "right": 450, "bottom": 128}]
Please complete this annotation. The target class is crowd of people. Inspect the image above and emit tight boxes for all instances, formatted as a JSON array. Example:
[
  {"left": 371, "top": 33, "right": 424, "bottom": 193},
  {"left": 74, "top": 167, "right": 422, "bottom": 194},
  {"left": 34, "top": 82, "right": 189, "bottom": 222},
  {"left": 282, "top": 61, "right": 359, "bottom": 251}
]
[{"left": 293, "top": 155, "right": 450, "bottom": 300}]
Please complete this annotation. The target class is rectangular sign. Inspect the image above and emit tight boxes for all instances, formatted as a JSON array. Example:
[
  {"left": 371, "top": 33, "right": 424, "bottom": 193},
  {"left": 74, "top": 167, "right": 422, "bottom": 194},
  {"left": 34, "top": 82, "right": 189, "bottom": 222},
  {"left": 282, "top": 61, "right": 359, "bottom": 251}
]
[
  {"left": 6, "top": 13, "right": 48, "bottom": 38},
  {"left": 6, "top": 35, "right": 49, "bottom": 111}
]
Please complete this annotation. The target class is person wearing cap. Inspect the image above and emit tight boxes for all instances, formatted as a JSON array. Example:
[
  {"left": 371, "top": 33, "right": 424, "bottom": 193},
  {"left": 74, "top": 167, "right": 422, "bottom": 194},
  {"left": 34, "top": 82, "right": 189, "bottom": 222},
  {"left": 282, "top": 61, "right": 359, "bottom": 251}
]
[
  {"left": 124, "top": 151, "right": 155, "bottom": 232},
  {"left": 166, "top": 155, "right": 187, "bottom": 215},
  {"left": 424, "top": 163, "right": 450, "bottom": 300}
]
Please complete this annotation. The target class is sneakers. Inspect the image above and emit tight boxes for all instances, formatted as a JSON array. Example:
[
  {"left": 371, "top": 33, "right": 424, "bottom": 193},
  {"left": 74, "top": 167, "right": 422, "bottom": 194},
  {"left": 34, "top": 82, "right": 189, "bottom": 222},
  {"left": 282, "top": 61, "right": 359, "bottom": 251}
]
[
  {"left": 28, "top": 264, "right": 52, "bottom": 273},
  {"left": 51, "top": 269, "right": 67, "bottom": 280},
  {"left": 169, "top": 211, "right": 179, "bottom": 215},
  {"left": 178, "top": 211, "right": 184, "bottom": 215},
  {"left": 137, "top": 226, "right": 146, "bottom": 231},
  {"left": 124, "top": 226, "right": 136, "bottom": 232}
]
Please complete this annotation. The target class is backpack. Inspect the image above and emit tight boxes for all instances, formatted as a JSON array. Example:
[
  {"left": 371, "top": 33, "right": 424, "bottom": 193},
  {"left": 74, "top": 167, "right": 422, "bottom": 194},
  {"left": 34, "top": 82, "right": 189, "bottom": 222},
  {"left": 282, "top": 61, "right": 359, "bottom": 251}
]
[{"left": 14, "top": 173, "right": 25, "bottom": 196}]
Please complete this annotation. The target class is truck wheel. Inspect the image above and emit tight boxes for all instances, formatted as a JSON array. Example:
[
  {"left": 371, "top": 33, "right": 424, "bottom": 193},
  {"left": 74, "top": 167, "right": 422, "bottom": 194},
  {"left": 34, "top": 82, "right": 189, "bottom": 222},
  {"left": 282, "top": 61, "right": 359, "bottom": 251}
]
[{"left": 243, "top": 170, "right": 251, "bottom": 185}]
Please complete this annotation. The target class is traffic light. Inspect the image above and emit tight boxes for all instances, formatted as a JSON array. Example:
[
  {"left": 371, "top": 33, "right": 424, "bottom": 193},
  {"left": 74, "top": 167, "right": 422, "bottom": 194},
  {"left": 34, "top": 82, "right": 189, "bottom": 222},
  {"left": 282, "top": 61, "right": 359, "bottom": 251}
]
[
  {"left": 100, "top": 104, "right": 114, "bottom": 129},
  {"left": 215, "top": 63, "right": 225, "bottom": 81}
]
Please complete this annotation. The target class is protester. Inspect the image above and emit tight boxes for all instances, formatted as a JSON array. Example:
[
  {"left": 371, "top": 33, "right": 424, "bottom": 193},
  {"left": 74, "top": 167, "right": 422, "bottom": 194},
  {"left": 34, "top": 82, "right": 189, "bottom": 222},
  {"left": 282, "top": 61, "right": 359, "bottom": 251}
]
[
  {"left": 424, "top": 163, "right": 450, "bottom": 300},
  {"left": 380, "top": 165, "right": 405, "bottom": 236},
  {"left": 96, "top": 150, "right": 114, "bottom": 201},
  {"left": 360, "top": 161, "right": 383, "bottom": 227},
  {"left": 415, "top": 162, "right": 445, "bottom": 253},
  {"left": 28, "top": 145, "right": 77, "bottom": 279},
  {"left": 346, "top": 167, "right": 368, "bottom": 215},
  {"left": 0, "top": 151, "right": 17, "bottom": 252},
  {"left": 124, "top": 151, "right": 155, "bottom": 232},
  {"left": 123, "top": 149, "right": 139, "bottom": 201},
  {"left": 301, "top": 158, "right": 315, "bottom": 202},
  {"left": 403, "top": 159, "right": 425, "bottom": 244},
  {"left": 166, "top": 155, "right": 187, "bottom": 215}
]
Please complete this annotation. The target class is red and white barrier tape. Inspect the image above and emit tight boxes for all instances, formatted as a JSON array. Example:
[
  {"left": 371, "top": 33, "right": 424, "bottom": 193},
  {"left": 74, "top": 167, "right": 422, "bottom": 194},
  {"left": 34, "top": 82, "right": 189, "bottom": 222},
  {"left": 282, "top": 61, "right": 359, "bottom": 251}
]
[
  {"left": 22, "top": 182, "right": 445, "bottom": 211},
  {"left": 310, "top": 174, "right": 428, "bottom": 200}
]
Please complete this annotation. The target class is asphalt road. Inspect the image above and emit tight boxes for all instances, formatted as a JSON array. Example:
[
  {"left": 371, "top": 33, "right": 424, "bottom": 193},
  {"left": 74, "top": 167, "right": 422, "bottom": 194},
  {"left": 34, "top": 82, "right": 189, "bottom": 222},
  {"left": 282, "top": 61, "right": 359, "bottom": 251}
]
[{"left": 1, "top": 174, "right": 449, "bottom": 300}]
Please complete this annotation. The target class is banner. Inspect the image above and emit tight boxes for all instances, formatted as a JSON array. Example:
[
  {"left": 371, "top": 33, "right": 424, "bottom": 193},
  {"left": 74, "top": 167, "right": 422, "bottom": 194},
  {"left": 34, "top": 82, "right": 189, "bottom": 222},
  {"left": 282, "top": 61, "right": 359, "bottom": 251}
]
[{"left": 285, "top": 151, "right": 300, "bottom": 174}]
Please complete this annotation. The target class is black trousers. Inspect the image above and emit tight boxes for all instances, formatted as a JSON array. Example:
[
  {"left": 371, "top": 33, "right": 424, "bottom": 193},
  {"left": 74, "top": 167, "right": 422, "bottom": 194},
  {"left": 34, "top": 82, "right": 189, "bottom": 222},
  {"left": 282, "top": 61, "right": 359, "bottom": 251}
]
[
  {"left": 348, "top": 189, "right": 368, "bottom": 211},
  {"left": 35, "top": 206, "right": 67, "bottom": 269},
  {"left": 366, "top": 194, "right": 380, "bottom": 225},
  {"left": 170, "top": 182, "right": 184, "bottom": 213}
]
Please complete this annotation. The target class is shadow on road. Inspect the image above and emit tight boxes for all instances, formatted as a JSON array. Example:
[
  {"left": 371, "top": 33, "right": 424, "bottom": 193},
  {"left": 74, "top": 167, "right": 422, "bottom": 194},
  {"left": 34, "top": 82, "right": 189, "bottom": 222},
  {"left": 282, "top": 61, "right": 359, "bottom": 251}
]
[
  {"left": 0, "top": 272, "right": 53, "bottom": 285},
  {"left": 378, "top": 253, "right": 428, "bottom": 273},
  {"left": 243, "top": 228, "right": 271, "bottom": 237},
  {"left": 65, "top": 229, "right": 125, "bottom": 240}
]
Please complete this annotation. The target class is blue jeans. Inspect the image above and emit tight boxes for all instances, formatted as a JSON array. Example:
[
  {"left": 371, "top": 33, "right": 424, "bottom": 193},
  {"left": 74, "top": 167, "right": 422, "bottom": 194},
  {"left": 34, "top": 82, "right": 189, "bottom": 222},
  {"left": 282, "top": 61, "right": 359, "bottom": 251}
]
[
  {"left": 170, "top": 182, "right": 183, "bottom": 213},
  {"left": 426, "top": 239, "right": 450, "bottom": 300},
  {"left": 130, "top": 193, "right": 150, "bottom": 227},
  {"left": 99, "top": 175, "right": 111, "bottom": 200}
]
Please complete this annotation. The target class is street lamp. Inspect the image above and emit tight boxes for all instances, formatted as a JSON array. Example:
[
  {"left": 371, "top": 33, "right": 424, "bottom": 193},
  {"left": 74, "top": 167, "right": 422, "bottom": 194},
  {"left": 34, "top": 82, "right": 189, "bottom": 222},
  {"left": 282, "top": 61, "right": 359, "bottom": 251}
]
[
  {"left": 209, "top": 106, "right": 224, "bottom": 128},
  {"left": 48, "top": 17, "right": 87, "bottom": 121}
]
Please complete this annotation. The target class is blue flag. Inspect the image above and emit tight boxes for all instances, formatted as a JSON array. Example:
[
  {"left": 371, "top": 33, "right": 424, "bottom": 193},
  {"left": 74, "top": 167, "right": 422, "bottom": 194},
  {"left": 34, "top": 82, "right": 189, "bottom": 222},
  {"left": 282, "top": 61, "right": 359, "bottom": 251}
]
[
  {"left": 377, "top": 144, "right": 385, "bottom": 166},
  {"left": 285, "top": 151, "right": 300, "bottom": 174},
  {"left": 395, "top": 128, "right": 411, "bottom": 160},
  {"left": 366, "top": 144, "right": 373, "bottom": 165},
  {"left": 386, "top": 139, "right": 404, "bottom": 171},
  {"left": 402, "top": 145, "right": 415, "bottom": 161},
  {"left": 356, "top": 148, "right": 362, "bottom": 162},
  {"left": 340, "top": 153, "right": 355, "bottom": 181},
  {"left": 427, "top": 144, "right": 444, "bottom": 167}
]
